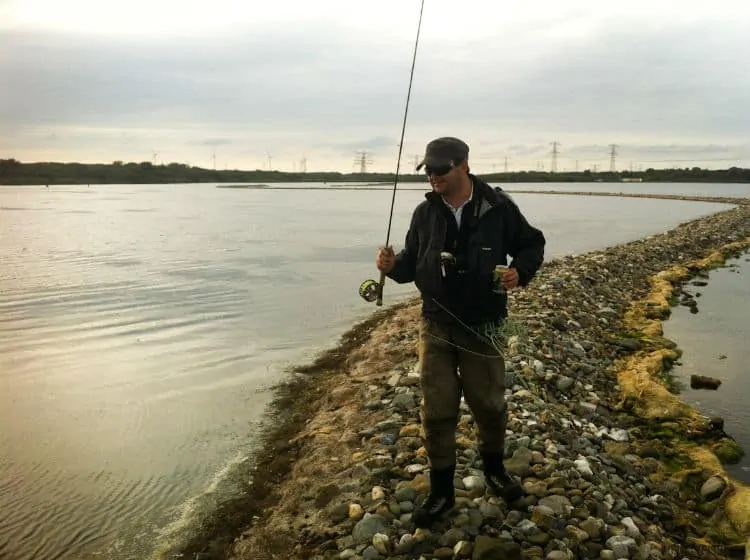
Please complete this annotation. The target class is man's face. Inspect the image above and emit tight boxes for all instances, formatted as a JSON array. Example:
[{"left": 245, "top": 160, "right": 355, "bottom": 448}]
[{"left": 426, "top": 160, "right": 466, "bottom": 195}]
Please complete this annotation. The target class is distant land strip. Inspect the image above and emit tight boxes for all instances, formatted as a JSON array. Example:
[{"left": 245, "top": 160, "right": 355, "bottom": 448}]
[{"left": 1, "top": 158, "right": 749, "bottom": 185}]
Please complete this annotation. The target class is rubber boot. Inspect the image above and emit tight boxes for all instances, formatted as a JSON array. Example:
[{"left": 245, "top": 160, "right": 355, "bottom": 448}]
[
  {"left": 412, "top": 465, "right": 456, "bottom": 528},
  {"left": 481, "top": 451, "right": 524, "bottom": 503}
]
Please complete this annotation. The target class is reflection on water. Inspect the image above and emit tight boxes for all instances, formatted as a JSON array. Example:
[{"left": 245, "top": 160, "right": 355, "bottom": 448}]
[
  {"left": 662, "top": 253, "right": 750, "bottom": 483},
  {"left": 0, "top": 182, "right": 744, "bottom": 559}
]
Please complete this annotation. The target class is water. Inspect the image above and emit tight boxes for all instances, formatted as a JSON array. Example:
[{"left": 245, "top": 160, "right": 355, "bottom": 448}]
[
  {"left": 501, "top": 181, "right": 750, "bottom": 199},
  {"left": 0, "top": 182, "right": 745, "bottom": 559},
  {"left": 661, "top": 253, "right": 750, "bottom": 483}
]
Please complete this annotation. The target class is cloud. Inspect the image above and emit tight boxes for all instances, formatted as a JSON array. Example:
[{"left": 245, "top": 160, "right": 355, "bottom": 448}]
[
  {"left": 331, "top": 136, "right": 399, "bottom": 152},
  {"left": 197, "top": 138, "right": 235, "bottom": 147},
  {"left": 1, "top": 5, "right": 749, "bottom": 171}
]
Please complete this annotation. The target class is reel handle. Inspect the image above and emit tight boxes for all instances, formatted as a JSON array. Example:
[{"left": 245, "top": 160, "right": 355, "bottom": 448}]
[{"left": 376, "top": 271, "right": 386, "bottom": 306}]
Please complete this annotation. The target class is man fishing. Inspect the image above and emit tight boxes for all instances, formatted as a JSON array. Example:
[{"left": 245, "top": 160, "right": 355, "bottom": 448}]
[{"left": 375, "top": 136, "right": 546, "bottom": 528}]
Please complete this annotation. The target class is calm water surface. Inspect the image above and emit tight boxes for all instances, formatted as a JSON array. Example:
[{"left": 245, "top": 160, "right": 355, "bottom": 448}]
[
  {"left": 0, "top": 182, "right": 744, "bottom": 559},
  {"left": 502, "top": 181, "right": 750, "bottom": 198},
  {"left": 662, "top": 253, "right": 750, "bottom": 483}
]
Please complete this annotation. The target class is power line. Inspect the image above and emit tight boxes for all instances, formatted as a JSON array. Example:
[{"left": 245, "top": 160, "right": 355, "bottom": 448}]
[
  {"left": 550, "top": 141, "right": 560, "bottom": 173},
  {"left": 609, "top": 144, "right": 618, "bottom": 172},
  {"left": 354, "top": 150, "right": 374, "bottom": 174}
]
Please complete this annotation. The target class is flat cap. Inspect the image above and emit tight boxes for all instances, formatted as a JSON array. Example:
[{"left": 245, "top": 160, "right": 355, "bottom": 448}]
[{"left": 416, "top": 137, "right": 469, "bottom": 170}]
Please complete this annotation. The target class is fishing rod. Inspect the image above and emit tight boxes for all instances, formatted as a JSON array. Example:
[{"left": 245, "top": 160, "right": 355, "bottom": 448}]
[{"left": 359, "top": 0, "right": 426, "bottom": 306}]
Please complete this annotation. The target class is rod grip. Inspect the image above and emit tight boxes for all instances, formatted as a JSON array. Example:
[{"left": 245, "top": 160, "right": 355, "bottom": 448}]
[{"left": 376, "top": 271, "right": 386, "bottom": 306}]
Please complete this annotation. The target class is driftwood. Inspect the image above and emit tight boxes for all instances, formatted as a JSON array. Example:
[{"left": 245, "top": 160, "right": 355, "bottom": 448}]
[{"left": 690, "top": 374, "right": 722, "bottom": 390}]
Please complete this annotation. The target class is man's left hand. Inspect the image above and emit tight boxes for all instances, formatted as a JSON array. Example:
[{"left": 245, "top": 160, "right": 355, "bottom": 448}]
[{"left": 502, "top": 267, "right": 519, "bottom": 290}]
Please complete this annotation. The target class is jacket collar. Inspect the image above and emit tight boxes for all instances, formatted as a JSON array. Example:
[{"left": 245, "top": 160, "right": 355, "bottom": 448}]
[{"left": 425, "top": 174, "right": 503, "bottom": 222}]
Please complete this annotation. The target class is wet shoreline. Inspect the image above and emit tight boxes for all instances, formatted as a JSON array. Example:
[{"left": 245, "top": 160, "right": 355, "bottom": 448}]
[{"left": 661, "top": 252, "right": 750, "bottom": 484}]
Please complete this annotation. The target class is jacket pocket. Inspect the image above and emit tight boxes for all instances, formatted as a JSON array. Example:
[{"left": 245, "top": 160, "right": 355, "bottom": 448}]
[{"left": 468, "top": 244, "right": 497, "bottom": 280}]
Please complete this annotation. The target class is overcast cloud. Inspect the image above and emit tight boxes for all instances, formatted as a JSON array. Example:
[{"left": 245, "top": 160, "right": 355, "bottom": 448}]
[{"left": 1, "top": 0, "right": 748, "bottom": 172}]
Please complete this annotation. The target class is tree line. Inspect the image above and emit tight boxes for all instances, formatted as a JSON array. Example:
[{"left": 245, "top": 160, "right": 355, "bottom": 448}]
[{"left": 1, "top": 158, "right": 749, "bottom": 185}]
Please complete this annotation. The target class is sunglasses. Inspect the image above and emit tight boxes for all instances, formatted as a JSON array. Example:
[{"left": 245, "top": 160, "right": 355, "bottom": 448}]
[{"left": 424, "top": 162, "right": 455, "bottom": 177}]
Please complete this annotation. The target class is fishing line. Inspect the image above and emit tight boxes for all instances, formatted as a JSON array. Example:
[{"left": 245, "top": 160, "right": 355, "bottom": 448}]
[{"left": 359, "top": 0, "right": 426, "bottom": 306}]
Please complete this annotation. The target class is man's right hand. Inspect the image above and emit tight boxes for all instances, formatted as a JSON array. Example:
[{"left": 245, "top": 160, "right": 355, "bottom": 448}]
[{"left": 376, "top": 246, "right": 395, "bottom": 273}]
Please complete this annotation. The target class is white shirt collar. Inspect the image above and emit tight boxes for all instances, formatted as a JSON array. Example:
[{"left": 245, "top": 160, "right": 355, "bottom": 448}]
[{"left": 442, "top": 183, "right": 474, "bottom": 227}]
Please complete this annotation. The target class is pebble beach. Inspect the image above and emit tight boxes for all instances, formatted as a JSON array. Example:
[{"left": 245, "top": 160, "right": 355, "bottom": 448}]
[{"left": 174, "top": 192, "right": 750, "bottom": 560}]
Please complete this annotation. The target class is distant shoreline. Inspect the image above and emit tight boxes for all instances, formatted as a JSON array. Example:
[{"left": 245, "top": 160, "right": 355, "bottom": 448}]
[{"left": 1, "top": 158, "right": 749, "bottom": 185}]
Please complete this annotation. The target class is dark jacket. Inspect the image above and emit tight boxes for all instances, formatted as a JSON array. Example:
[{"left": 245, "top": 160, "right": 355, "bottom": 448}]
[{"left": 387, "top": 175, "right": 545, "bottom": 325}]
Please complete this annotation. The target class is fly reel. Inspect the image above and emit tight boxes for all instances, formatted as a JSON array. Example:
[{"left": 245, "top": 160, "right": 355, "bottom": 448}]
[{"left": 358, "top": 278, "right": 382, "bottom": 303}]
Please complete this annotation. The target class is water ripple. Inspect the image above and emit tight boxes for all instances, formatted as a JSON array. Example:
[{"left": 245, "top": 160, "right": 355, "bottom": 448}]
[{"left": 0, "top": 456, "right": 203, "bottom": 560}]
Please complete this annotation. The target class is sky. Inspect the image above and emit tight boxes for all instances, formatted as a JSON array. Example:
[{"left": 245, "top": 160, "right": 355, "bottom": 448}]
[{"left": 1, "top": 0, "right": 749, "bottom": 173}]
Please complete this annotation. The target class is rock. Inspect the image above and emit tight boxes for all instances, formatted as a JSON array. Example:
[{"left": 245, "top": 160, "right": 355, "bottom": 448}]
[
  {"left": 394, "top": 485, "right": 417, "bottom": 502},
  {"left": 580, "top": 517, "right": 603, "bottom": 540},
  {"left": 606, "top": 535, "right": 636, "bottom": 558},
  {"left": 432, "top": 547, "right": 454, "bottom": 559},
  {"left": 607, "top": 428, "right": 629, "bottom": 442},
  {"left": 379, "top": 432, "right": 397, "bottom": 445},
  {"left": 557, "top": 376, "right": 575, "bottom": 393},
  {"left": 440, "top": 528, "right": 466, "bottom": 548},
  {"left": 621, "top": 517, "right": 642, "bottom": 540},
  {"left": 454, "top": 540, "right": 473, "bottom": 558},
  {"left": 371, "top": 486, "right": 386, "bottom": 501},
  {"left": 399, "top": 424, "right": 421, "bottom": 438},
  {"left": 574, "top": 456, "right": 594, "bottom": 477},
  {"left": 362, "top": 545, "right": 380, "bottom": 560},
  {"left": 525, "top": 480, "right": 548, "bottom": 497},
  {"left": 471, "top": 536, "right": 521, "bottom": 560},
  {"left": 375, "top": 419, "right": 403, "bottom": 432},
  {"left": 690, "top": 374, "right": 722, "bottom": 390},
  {"left": 700, "top": 476, "right": 726, "bottom": 501},
  {"left": 391, "top": 392, "right": 416, "bottom": 411},
  {"left": 339, "top": 550, "right": 356, "bottom": 559},
  {"left": 565, "top": 524, "right": 591, "bottom": 544},
  {"left": 372, "top": 533, "right": 389, "bottom": 555},
  {"left": 405, "top": 463, "right": 427, "bottom": 475},
  {"left": 394, "top": 533, "right": 415, "bottom": 554},
  {"left": 349, "top": 503, "right": 364, "bottom": 521},
  {"left": 538, "top": 495, "right": 573, "bottom": 516},
  {"left": 462, "top": 475, "right": 485, "bottom": 492},
  {"left": 352, "top": 514, "right": 389, "bottom": 545},
  {"left": 614, "top": 338, "right": 642, "bottom": 351},
  {"left": 504, "top": 447, "right": 534, "bottom": 478},
  {"left": 328, "top": 502, "right": 351, "bottom": 524},
  {"left": 531, "top": 505, "right": 556, "bottom": 530},
  {"left": 479, "top": 501, "right": 502, "bottom": 520}
]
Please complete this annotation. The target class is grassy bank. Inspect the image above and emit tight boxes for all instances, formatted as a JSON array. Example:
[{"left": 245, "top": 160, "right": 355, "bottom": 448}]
[{"left": 164, "top": 192, "right": 750, "bottom": 560}]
